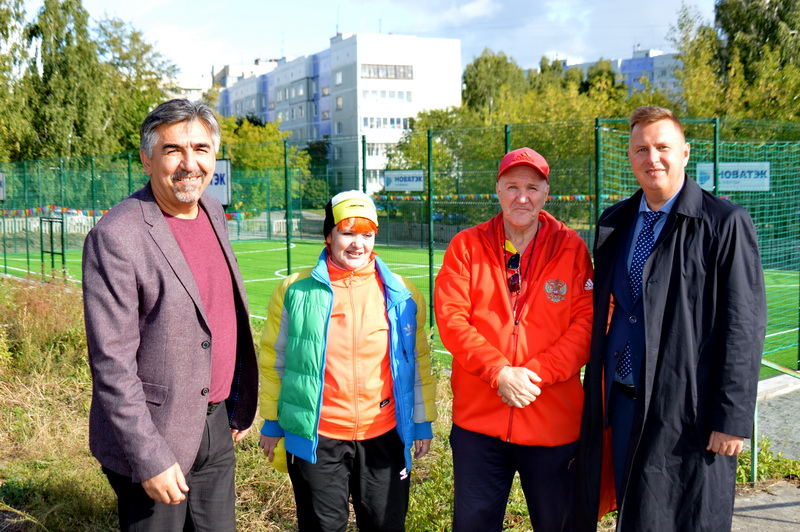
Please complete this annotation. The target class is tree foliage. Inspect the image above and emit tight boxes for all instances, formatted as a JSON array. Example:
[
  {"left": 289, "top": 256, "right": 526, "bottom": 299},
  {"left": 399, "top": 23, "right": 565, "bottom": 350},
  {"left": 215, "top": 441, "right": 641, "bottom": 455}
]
[
  {"left": 715, "top": 0, "right": 800, "bottom": 82},
  {"left": 0, "top": 0, "right": 177, "bottom": 161},
  {"left": 219, "top": 116, "right": 312, "bottom": 211},
  {"left": 672, "top": 1, "right": 800, "bottom": 122},
  {"left": 0, "top": 0, "right": 30, "bottom": 162},
  {"left": 23, "top": 0, "right": 112, "bottom": 159},
  {"left": 462, "top": 49, "right": 527, "bottom": 121},
  {"left": 95, "top": 17, "right": 178, "bottom": 152}
]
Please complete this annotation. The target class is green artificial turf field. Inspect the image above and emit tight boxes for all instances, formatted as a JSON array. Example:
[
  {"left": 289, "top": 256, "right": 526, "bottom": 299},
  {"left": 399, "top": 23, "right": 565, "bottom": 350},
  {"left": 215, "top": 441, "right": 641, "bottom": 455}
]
[{"left": 1, "top": 238, "right": 796, "bottom": 377}]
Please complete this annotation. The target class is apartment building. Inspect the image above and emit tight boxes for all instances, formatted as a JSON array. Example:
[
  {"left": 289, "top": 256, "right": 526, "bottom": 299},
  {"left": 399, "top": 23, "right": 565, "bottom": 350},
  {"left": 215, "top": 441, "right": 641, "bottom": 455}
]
[
  {"left": 218, "top": 33, "right": 462, "bottom": 194},
  {"left": 574, "top": 47, "right": 682, "bottom": 95}
]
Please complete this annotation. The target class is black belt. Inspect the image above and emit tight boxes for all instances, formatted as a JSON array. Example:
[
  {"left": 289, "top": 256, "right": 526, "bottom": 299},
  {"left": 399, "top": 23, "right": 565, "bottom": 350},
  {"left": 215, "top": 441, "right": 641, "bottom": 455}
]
[
  {"left": 613, "top": 381, "right": 638, "bottom": 400},
  {"left": 207, "top": 402, "right": 222, "bottom": 415}
]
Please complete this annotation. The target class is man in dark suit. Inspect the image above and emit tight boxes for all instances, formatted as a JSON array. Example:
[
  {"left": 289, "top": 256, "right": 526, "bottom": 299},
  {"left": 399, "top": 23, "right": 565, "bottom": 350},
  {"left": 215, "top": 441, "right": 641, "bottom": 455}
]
[
  {"left": 575, "top": 106, "right": 766, "bottom": 531},
  {"left": 82, "top": 99, "right": 258, "bottom": 531}
]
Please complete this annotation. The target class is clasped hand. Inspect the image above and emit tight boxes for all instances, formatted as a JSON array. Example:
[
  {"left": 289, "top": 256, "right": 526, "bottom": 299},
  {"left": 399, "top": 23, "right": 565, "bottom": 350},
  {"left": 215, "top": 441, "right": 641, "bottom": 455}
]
[{"left": 497, "top": 366, "right": 542, "bottom": 408}]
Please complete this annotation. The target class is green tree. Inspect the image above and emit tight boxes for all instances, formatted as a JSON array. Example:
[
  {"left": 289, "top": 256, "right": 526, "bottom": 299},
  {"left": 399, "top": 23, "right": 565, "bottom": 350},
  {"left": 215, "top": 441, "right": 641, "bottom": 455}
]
[
  {"left": 0, "top": 0, "right": 32, "bottom": 162},
  {"left": 302, "top": 139, "right": 331, "bottom": 208},
  {"left": 220, "top": 116, "right": 310, "bottom": 212},
  {"left": 95, "top": 17, "right": 178, "bottom": 152},
  {"left": 462, "top": 49, "right": 527, "bottom": 121},
  {"left": 529, "top": 56, "right": 569, "bottom": 92},
  {"left": 388, "top": 107, "right": 485, "bottom": 194},
  {"left": 580, "top": 59, "right": 627, "bottom": 99},
  {"left": 715, "top": 0, "right": 800, "bottom": 83},
  {"left": 672, "top": 5, "right": 726, "bottom": 115},
  {"left": 672, "top": 2, "right": 800, "bottom": 122},
  {"left": 22, "top": 0, "right": 112, "bottom": 159}
]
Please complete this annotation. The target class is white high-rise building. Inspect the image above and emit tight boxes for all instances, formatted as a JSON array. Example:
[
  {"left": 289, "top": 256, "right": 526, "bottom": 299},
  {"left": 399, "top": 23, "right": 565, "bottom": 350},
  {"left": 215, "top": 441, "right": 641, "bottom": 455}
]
[{"left": 219, "top": 33, "right": 462, "bottom": 194}]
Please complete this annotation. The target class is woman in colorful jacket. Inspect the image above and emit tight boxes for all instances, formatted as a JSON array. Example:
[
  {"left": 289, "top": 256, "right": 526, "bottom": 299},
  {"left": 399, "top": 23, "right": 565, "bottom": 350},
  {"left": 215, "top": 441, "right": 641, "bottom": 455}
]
[
  {"left": 435, "top": 148, "right": 593, "bottom": 532},
  {"left": 258, "top": 190, "right": 437, "bottom": 532}
]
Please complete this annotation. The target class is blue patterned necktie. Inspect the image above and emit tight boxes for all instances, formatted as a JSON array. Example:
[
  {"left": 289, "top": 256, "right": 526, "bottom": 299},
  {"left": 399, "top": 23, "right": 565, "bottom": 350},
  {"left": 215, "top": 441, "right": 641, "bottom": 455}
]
[
  {"left": 617, "top": 210, "right": 663, "bottom": 379},
  {"left": 629, "top": 211, "right": 663, "bottom": 301}
]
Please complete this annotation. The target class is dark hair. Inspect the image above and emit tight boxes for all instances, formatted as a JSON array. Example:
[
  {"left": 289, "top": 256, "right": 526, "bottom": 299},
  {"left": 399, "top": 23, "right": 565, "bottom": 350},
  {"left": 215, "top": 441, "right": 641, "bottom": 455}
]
[
  {"left": 323, "top": 200, "right": 335, "bottom": 237},
  {"left": 140, "top": 99, "right": 221, "bottom": 156},
  {"left": 629, "top": 105, "right": 685, "bottom": 138}
]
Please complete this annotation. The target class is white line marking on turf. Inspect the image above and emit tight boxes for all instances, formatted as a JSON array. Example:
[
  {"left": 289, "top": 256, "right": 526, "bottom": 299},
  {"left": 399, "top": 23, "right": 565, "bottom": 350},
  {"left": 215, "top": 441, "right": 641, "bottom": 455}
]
[
  {"left": 765, "top": 328, "right": 799, "bottom": 338},
  {"left": 234, "top": 243, "right": 296, "bottom": 254}
]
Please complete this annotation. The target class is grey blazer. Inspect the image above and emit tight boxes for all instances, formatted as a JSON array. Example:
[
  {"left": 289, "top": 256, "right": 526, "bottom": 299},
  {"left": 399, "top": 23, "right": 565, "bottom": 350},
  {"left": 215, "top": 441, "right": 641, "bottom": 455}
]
[{"left": 82, "top": 183, "right": 258, "bottom": 483}]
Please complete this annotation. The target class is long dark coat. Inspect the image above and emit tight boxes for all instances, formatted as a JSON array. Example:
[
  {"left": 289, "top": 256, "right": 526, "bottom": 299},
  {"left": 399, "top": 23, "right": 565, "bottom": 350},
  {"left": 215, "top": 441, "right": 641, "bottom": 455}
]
[{"left": 575, "top": 177, "right": 766, "bottom": 531}]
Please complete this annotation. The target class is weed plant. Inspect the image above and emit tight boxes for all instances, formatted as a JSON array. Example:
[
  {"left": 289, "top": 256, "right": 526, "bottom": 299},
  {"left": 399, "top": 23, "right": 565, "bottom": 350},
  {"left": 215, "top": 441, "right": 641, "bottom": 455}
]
[{"left": 736, "top": 437, "right": 800, "bottom": 485}]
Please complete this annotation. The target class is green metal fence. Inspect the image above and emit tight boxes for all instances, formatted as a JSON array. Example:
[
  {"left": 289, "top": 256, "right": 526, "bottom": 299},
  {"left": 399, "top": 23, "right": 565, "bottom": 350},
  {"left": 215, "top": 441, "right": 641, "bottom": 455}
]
[
  {"left": 596, "top": 118, "right": 800, "bottom": 376},
  {"left": 0, "top": 119, "right": 797, "bottom": 373}
]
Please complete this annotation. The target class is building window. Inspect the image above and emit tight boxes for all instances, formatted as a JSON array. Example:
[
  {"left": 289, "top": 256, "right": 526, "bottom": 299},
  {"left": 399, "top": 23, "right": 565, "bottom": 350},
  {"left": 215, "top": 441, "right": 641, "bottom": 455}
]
[
  {"left": 336, "top": 96, "right": 343, "bottom": 110},
  {"left": 291, "top": 87, "right": 296, "bottom": 98},
  {"left": 333, "top": 146, "right": 342, "bottom": 160},
  {"left": 367, "top": 143, "right": 389, "bottom": 157},
  {"left": 335, "top": 122, "right": 343, "bottom": 135},
  {"left": 322, "top": 110, "right": 330, "bottom": 120},
  {"left": 298, "top": 85, "right": 304, "bottom": 96},
  {"left": 269, "top": 102, "right": 275, "bottom": 110},
  {"left": 362, "top": 117, "right": 412, "bottom": 130},
  {"left": 276, "top": 91, "right": 283, "bottom": 102},
  {"left": 322, "top": 86, "right": 330, "bottom": 96},
  {"left": 360, "top": 64, "right": 414, "bottom": 80},
  {"left": 335, "top": 71, "right": 343, "bottom": 85}
]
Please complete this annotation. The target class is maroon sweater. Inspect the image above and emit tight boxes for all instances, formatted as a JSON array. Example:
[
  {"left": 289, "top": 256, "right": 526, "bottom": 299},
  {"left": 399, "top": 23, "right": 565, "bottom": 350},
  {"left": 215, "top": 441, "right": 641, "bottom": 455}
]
[{"left": 165, "top": 207, "right": 237, "bottom": 404}]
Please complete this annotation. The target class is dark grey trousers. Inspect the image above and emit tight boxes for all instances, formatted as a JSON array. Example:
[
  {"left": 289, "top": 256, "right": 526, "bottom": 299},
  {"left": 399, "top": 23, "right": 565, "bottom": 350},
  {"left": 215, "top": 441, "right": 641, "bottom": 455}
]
[{"left": 103, "top": 403, "right": 236, "bottom": 532}]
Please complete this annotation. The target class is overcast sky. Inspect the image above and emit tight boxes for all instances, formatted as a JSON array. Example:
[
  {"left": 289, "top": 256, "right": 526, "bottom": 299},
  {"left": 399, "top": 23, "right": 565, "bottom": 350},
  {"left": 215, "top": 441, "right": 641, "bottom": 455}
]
[{"left": 25, "top": 0, "right": 716, "bottom": 87}]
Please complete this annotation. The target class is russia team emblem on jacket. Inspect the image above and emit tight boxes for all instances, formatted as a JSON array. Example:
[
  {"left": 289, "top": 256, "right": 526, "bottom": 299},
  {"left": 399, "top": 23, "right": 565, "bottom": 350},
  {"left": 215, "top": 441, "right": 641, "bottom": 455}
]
[{"left": 544, "top": 278, "right": 567, "bottom": 302}]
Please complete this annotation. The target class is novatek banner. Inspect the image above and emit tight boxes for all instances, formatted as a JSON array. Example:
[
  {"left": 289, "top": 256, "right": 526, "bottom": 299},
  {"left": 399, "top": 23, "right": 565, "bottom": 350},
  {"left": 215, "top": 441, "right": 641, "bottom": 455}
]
[
  {"left": 384, "top": 170, "right": 425, "bottom": 192},
  {"left": 696, "top": 162, "right": 771, "bottom": 192},
  {"left": 206, "top": 159, "right": 232, "bottom": 206}
]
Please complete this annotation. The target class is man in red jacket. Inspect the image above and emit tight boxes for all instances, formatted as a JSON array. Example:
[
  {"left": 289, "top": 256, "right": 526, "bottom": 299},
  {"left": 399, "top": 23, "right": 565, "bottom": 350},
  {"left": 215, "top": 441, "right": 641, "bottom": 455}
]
[{"left": 435, "top": 147, "right": 593, "bottom": 532}]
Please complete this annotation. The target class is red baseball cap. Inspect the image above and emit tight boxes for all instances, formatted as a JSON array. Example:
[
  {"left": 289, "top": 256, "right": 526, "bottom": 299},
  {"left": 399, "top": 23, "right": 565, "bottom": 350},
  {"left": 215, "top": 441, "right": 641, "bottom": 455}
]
[{"left": 497, "top": 147, "right": 550, "bottom": 182}]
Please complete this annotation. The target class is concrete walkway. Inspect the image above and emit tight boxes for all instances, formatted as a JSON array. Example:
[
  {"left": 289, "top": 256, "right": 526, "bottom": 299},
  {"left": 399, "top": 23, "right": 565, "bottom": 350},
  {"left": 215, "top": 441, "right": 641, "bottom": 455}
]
[{"left": 731, "top": 374, "right": 800, "bottom": 530}]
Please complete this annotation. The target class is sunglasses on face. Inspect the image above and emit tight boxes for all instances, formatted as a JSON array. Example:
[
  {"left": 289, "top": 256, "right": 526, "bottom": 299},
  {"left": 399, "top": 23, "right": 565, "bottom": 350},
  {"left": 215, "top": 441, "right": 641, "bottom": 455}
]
[{"left": 507, "top": 252, "right": 520, "bottom": 293}]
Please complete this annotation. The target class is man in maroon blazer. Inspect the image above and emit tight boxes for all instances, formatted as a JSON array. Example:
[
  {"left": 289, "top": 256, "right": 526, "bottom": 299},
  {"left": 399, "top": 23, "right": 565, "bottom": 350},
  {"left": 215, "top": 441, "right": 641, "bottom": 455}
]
[{"left": 82, "top": 99, "right": 258, "bottom": 531}]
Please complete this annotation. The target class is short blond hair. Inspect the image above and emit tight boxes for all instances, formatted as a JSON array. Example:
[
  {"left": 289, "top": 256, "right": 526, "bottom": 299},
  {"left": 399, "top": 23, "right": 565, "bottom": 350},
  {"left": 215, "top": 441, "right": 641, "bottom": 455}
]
[{"left": 629, "top": 106, "right": 685, "bottom": 138}]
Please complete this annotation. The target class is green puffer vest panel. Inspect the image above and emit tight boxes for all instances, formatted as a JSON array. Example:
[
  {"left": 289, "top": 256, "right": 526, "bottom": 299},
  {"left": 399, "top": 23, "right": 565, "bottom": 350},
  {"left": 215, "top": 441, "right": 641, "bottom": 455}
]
[{"left": 277, "top": 275, "right": 331, "bottom": 440}]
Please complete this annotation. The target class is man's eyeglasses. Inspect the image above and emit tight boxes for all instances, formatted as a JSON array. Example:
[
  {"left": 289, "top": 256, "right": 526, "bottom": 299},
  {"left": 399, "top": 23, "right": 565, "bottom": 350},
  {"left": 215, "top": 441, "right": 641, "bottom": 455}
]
[{"left": 507, "top": 253, "right": 520, "bottom": 293}]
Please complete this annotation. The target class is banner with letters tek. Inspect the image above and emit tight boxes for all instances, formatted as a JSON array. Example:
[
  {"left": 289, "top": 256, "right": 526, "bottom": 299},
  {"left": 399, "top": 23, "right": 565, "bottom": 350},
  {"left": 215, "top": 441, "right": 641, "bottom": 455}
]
[{"left": 696, "top": 162, "right": 770, "bottom": 192}]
